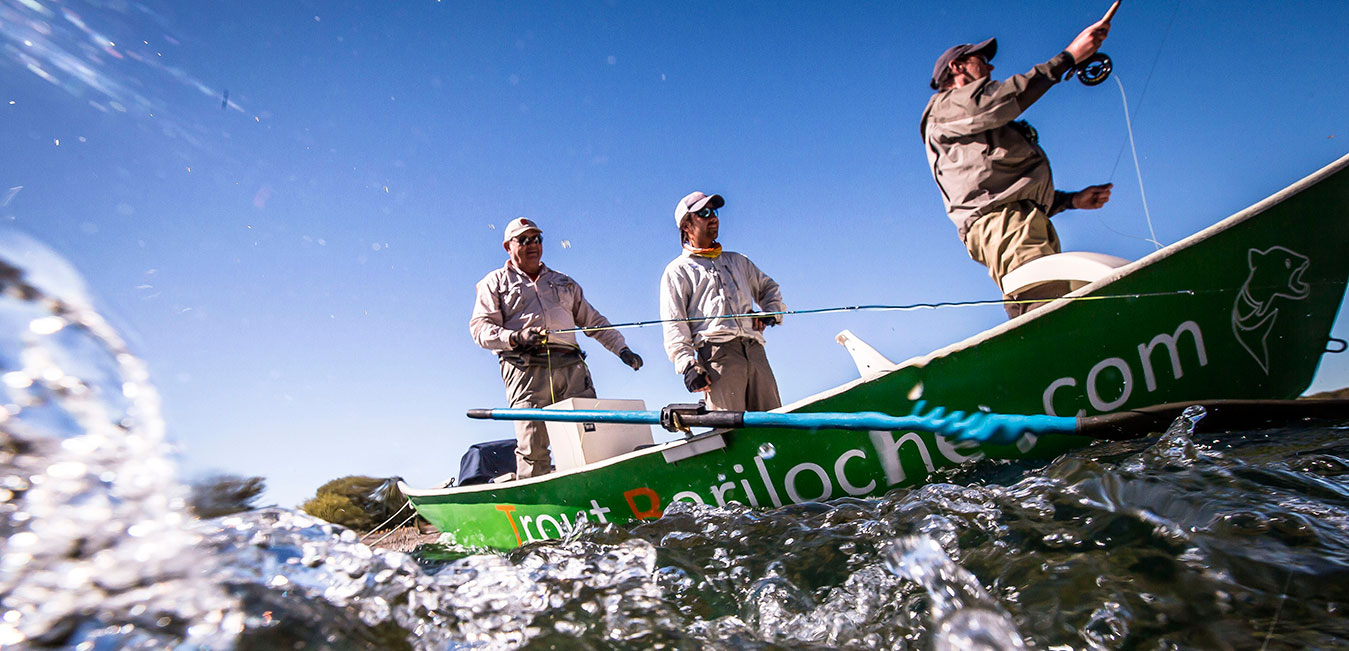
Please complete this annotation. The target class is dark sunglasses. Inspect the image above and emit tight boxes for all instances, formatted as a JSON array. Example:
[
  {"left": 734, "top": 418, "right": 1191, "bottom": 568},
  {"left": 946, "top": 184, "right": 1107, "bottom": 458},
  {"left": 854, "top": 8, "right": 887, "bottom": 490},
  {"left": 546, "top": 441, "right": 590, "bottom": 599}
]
[
  {"left": 693, "top": 207, "right": 718, "bottom": 219},
  {"left": 513, "top": 234, "right": 543, "bottom": 245}
]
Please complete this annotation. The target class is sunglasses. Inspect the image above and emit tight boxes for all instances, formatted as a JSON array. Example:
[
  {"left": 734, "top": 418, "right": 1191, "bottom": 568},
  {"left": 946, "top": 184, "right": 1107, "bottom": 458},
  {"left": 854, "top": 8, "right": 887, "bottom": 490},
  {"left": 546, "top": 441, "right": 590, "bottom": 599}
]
[
  {"left": 513, "top": 234, "right": 543, "bottom": 245},
  {"left": 693, "top": 207, "right": 718, "bottom": 219}
]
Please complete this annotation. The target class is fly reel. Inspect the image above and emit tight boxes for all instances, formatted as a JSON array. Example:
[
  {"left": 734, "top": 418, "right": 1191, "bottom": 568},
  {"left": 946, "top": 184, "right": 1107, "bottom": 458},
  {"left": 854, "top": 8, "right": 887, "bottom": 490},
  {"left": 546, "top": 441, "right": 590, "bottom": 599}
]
[{"left": 1072, "top": 52, "right": 1113, "bottom": 86}]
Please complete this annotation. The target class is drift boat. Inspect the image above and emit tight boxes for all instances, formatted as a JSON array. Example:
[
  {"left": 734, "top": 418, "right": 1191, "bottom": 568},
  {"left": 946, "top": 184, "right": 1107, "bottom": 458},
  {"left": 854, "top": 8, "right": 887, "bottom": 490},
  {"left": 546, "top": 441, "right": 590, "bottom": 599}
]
[{"left": 401, "top": 154, "right": 1349, "bottom": 551}]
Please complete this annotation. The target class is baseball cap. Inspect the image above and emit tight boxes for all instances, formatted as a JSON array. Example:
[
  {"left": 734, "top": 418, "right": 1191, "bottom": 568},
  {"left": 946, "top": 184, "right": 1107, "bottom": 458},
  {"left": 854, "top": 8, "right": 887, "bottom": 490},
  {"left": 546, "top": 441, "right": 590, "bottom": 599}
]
[
  {"left": 503, "top": 217, "right": 542, "bottom": 243},
  {"left": 930, "top": 37, "right": 997, "bottom": 90},
  {"left": 673, "top": 191, "right": 725, "bottom": 228}
]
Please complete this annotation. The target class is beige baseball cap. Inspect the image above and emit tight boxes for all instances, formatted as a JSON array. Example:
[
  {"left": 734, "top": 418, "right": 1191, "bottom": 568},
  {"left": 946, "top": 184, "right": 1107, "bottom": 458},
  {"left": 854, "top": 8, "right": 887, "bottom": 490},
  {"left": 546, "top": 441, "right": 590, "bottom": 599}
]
[
  {"left": 502, "top": 217, "right": 542, "bottom": 243},
  {"left": 673, "top": 191, "right": 724, "bottom": 228}
]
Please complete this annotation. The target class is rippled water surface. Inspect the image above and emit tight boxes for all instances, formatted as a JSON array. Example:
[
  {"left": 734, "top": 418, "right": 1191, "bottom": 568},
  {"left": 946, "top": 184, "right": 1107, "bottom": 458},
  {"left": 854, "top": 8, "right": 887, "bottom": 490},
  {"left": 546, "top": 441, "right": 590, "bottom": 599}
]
[{"left": 3, "top": 239, "right": 1349, "bottom": 650}]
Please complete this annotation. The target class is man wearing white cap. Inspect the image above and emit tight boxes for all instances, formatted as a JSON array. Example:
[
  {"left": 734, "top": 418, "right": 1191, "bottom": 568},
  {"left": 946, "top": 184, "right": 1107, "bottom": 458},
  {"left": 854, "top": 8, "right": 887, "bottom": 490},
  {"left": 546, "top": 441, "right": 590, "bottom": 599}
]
[
  {"left": 660, "top": 192, "right": 785, "bottom": 412},
  {"left": 921, "top": 17, "right": 1115, "bottom": 318},
  {"left": 470, "top": 217, "right": 643, "bottom": 478}
]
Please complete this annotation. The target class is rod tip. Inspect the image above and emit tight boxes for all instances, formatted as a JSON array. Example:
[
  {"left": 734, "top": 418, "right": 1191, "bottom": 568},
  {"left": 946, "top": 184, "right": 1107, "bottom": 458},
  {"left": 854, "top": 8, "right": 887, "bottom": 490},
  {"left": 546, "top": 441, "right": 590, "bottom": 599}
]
[{"left": 466, "top": 409, "right": 493, "bottom": 419}]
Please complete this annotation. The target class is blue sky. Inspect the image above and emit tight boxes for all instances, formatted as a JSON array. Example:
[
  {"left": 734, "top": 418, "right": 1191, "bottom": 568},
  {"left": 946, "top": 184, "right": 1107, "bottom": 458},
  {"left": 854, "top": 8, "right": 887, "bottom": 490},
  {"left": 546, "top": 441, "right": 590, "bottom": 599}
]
[{"left": 3, "top": 0, "right": 1347, "bottom": 506}]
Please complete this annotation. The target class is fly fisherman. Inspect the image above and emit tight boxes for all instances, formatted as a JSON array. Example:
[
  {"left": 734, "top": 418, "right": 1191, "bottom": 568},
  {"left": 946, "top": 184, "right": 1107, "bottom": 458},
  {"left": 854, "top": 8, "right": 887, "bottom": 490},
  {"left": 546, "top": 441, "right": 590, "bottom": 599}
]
[
  {"left": 921, "top": 15, "right": 1116, "bottom": 318},
  {"left": 470, "top": 217, "right": 643, "bottom": 478},
  {"left": 660, "top": 191, "right": 785, "bottom": 412}
]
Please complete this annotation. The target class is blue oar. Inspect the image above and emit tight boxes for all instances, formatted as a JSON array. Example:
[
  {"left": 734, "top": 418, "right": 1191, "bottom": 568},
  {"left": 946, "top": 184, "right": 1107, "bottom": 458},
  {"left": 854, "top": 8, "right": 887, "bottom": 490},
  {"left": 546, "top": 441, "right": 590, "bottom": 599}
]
[
  {"left": 467, "top": 399, "right": 1349, "bottom": 445},
  {"left": 468, "top": 401, "right": 1076, "bottom": 445}
]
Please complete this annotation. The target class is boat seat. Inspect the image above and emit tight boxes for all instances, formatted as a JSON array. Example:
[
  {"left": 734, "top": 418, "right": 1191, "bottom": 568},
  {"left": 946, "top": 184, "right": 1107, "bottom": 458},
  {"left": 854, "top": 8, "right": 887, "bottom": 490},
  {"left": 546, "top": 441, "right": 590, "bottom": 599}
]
[{"left": 1000, "top": 252, "right": 1131, "bottom": 296}]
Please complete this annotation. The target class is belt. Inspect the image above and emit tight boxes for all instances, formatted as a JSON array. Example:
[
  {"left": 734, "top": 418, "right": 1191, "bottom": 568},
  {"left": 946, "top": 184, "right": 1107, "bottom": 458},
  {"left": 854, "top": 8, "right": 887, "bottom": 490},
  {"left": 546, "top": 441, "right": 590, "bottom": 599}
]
[{"left": 499, "top": 347, "right": 586, "bottom": 368}]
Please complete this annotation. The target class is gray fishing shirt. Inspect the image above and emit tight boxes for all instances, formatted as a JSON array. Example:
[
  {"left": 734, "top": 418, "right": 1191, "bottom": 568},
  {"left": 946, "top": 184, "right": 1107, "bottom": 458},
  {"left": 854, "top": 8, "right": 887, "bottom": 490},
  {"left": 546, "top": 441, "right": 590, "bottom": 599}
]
[
  {"left": 470, "top": 262, "right": 627, "bottom": 356},
  {"left": 659, "top": 250, "right": 785, "bottom": 374},
  {"left": 920, "top": 51, "right": 1078, "bottom": 238}
]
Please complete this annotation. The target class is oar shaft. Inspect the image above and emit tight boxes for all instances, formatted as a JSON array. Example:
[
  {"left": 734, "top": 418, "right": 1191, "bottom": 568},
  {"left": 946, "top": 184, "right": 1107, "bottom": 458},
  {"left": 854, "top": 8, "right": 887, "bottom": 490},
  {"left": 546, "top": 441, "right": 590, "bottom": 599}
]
[{"left": 467, "top": 407, "right": 1080, "bottom": 442}]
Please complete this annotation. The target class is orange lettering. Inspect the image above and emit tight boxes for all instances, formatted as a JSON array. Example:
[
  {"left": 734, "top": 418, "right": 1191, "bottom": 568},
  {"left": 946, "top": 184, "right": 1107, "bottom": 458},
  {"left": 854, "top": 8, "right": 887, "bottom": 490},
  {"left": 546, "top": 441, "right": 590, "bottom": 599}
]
[
  {"left": 623, "top": 487, "right": 663, "bottom": 519},
  {"left": 495, "top": 504, "right": 523, "bottom": 546}
]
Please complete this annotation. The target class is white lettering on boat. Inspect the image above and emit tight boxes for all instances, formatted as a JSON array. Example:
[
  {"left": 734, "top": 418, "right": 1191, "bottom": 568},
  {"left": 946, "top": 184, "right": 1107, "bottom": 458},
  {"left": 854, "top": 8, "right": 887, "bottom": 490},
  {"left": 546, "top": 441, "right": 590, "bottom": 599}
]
[
  {"left": 835, "top": 449, "right": 875, "bottom": 496},
  {"left": 496, "top": 500, "right": 611, "bottom": 545},
  {"left": 869, "top": 430, "right": 934, "bottom": 486},
  {"left": 733, "top": 464, "right": 761, "bottom": 507},
  {"left": 754, "top": 455, "right": 784, "bottom": 507},
  {"left": 588, "top": 499, "right": 611, "bottom": 523},
  {"left": 535, "top": 514, "right": 565, "bottom": 539},
  {"left": 785, "top": 463, "right": 832, "bottom": 503},
  {"left": 1043, "top": 320, "right": 1208, "bottom": 416},
  {"left": 672, "top": 490, "right": 705, "bottom": 505}
]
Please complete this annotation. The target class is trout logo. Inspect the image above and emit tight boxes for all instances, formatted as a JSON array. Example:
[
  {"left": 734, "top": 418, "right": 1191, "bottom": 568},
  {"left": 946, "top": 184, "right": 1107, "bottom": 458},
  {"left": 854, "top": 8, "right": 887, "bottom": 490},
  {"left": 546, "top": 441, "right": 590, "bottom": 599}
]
[{"left": 1231, "top": 246, "right": 1310, "bottom": 373}]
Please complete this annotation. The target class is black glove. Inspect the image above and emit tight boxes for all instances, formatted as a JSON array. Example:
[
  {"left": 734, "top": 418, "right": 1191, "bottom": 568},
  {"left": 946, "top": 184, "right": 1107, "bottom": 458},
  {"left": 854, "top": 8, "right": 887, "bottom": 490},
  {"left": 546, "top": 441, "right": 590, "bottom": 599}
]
[
  {"left": 754, "top": 315, "right": 780, "bottom": 328},
  {"left": 618, "top": 348, "right": 643, "bottom": 371},
  {"left": 683, "top": 365, "right": 710, "bottom": 392},
  {"left": 509, "top": 328, "right": 547, "bottom": 350}
]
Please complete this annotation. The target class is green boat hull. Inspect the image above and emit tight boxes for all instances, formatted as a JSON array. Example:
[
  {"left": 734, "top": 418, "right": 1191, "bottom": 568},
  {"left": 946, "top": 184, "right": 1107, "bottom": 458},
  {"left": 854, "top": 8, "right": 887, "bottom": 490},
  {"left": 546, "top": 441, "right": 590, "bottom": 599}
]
[{"left": 403, "top": 154, "right": 1349, "bottom": 551}]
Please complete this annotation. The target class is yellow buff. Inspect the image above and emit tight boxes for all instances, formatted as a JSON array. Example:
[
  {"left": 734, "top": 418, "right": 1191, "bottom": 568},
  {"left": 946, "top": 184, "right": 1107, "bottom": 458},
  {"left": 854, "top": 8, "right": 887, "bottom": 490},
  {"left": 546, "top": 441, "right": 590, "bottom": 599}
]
[{"left": 683, "top": 243, "right": 722, "bottom": 259}]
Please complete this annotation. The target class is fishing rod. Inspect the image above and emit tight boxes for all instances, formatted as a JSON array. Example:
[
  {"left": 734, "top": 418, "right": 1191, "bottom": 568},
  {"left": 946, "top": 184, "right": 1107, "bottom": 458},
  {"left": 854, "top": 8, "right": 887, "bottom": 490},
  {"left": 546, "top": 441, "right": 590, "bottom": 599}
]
[
  {"left": 545, "top": 288, "right": 1205, "bottom": 336},
  {"left": 468, "top": 398, "right": 1349, "bottom": 446},
  {"left": 1069, "top": 0, "right": 1122, "bottom": 86}
]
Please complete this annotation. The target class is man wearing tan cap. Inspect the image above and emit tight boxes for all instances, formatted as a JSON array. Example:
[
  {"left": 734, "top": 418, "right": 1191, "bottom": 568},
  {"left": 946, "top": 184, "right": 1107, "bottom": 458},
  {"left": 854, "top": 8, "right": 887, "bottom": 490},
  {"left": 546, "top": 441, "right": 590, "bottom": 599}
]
[
  {"left": 921, "top": 16, "right": 1115, "bottom": 318},
  {"left": 660, "top": 192, "right": 784, "bottom": 412},
  {"left": 470, "top": 217, "right": 643, "bottom": 478}
]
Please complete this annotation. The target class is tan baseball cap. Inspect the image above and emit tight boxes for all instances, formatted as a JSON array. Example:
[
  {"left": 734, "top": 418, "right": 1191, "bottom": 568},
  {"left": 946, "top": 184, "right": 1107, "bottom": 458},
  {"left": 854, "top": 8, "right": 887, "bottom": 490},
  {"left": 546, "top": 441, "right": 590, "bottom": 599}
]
[
  {"left": 502, "top": 217, "right": 542, "bottom": 243},
  {"left": 673, "top": 191, "right": 724, "bottom": 228}
]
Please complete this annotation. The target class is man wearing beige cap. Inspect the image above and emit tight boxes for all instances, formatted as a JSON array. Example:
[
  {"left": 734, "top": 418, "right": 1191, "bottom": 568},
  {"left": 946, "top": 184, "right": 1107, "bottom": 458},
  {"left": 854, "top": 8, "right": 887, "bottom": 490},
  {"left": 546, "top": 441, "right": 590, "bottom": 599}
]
[
  {"left": 660, "top": 192, "right": 785, "bottom": 412},
  {"left": 471, "top": 217, "right": 643, "bottom": 478},
  {"left": 921, "top": 16, "right": 1115, "bottom": 318}
]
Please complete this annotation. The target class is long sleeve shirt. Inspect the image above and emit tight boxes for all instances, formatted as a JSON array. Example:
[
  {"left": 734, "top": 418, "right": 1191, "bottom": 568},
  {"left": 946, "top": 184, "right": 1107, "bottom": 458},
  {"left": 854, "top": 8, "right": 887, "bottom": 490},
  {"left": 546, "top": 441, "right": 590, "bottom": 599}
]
[
  {"left": 920, "top": 52, "right": 1078, "bottom": 238},
  {"left": 470, "top": 262, "right": 627, "bottom": 356},
  {"left": 659, "top": 250, "right": 785, "bottom": 374}
]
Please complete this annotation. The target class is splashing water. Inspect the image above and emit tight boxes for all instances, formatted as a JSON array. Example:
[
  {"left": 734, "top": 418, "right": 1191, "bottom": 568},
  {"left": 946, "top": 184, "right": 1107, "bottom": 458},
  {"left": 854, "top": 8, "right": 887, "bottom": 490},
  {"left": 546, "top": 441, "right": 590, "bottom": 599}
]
[{"left": 884, "top": 536, "right": 1026, "bottom": 650}]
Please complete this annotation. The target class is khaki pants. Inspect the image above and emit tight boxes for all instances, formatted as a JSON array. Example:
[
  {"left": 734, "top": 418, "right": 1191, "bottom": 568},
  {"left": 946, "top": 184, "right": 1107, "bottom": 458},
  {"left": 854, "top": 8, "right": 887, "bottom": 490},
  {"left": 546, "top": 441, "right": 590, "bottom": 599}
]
[
  {"left": 963, "top": 200, "right": 1071, "bottom": 319},
  {"left": 499, "top": 353, "right": 596, "bottom": 478},
  {"left": 697, "top": 339, "right": 781, "bottom": 412}
]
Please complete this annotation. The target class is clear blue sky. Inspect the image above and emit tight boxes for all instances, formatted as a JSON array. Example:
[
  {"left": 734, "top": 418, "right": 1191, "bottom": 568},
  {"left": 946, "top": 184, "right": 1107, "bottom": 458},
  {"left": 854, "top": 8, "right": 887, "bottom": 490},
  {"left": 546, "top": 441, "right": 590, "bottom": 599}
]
[{"left": 3, "top": 0, "right": 1347, "bottom": 506}]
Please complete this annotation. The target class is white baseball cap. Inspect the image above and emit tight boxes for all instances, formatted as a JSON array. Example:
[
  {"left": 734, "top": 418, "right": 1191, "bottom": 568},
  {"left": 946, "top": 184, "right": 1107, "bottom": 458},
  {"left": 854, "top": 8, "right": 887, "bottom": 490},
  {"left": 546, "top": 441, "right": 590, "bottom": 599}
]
[
  {"left": 673, "top": 191, "right": 724, "bottom": 228},
  {"left": 502, "top": 217, "right": 542, "bottom": 243}
]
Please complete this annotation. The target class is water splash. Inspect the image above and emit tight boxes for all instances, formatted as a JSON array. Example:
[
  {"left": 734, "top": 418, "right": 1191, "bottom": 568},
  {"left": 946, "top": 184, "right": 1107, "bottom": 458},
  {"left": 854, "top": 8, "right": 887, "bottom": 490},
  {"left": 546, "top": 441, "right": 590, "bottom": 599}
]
[
  {"left": 884, "top": 536, "right": 1027, "bottom": 650},
  {"left": 0, "top": 232, "right": 239, "bottom": 647}
]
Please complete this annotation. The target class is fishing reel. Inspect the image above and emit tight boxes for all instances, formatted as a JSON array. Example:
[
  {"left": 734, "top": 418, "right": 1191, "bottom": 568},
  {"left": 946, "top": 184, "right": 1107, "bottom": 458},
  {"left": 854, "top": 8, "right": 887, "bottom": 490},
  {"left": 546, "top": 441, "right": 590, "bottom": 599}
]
[{"left": 1070, "top": 52, "right": 1113, "bottom": 86}]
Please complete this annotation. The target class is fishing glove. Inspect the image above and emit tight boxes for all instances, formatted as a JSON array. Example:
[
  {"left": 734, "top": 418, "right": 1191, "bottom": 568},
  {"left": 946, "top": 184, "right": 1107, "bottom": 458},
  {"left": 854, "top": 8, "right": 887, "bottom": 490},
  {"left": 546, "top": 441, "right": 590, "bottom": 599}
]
[
  {"left": 683, "top": 365, "right": 710, "bottom": 392},
  {"left": 618, "top": 347, "right": 643, "bottom": 371},
  {"left": 753, "top": 315, "right": 780, "bottom": 329},
  {"left": 509, "top": 327, "right": 547, "bottom": 350}
]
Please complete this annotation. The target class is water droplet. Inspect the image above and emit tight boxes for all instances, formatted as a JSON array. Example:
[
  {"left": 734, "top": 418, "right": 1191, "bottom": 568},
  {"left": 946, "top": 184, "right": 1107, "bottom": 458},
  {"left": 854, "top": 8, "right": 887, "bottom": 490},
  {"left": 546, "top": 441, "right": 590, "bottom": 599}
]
[{"left": 757, "top": 442, "right": 776, "bottom": 459}]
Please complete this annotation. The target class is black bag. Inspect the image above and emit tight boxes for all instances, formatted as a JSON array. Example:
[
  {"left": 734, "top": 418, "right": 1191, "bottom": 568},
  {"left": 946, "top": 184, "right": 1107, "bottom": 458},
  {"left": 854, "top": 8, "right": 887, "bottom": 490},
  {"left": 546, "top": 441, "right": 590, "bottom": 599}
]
[{"left": 457, "top": 439, "right": 517, "bottom": 486}]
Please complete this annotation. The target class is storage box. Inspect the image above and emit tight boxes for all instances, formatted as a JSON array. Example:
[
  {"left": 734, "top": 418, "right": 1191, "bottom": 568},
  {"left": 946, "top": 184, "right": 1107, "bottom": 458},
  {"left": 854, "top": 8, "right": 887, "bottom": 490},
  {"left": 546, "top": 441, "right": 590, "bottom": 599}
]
[{"left": 544, "top": 398, "right": 654, "bottom": 472}]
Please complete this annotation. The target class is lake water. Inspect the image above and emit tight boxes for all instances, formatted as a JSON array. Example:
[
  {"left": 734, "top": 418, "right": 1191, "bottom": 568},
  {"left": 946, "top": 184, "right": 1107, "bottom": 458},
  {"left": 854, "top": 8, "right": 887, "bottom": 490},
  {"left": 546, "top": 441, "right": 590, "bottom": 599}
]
[{"left": 3, "top": 239, "right": 1349, "bottom": 650}]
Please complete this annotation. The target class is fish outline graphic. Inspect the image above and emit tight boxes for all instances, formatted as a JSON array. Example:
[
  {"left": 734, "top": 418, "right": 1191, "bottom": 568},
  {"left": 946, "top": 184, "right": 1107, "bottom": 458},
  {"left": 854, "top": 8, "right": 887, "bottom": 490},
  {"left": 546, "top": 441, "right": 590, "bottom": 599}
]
[{"left": 1231, "top": 246, "right": 1311, "bottom": 373}]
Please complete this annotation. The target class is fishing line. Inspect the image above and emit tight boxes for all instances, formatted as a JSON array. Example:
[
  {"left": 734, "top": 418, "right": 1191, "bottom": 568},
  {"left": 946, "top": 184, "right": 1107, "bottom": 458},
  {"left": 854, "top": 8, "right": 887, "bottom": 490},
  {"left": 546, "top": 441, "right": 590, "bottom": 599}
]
[
  {"left": 546, "top": 288, "right": 1206, "bottom": 335},
  {"left": 1114, "top": 74, "right": 1161, "bottom": 250},
  {"left": 1098, "top": 0, "right": 1183, "bottom": 250}
]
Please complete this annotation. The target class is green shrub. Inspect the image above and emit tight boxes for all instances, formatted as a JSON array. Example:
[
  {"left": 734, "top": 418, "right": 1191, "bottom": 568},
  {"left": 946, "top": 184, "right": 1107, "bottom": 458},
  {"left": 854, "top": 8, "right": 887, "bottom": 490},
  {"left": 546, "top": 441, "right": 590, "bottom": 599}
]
[
  {"left": 300, "top": 475, "right": 413, "bottom": 532},
  {"left": 300, "top": 492, "right": 375, "bottom": 530}
]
